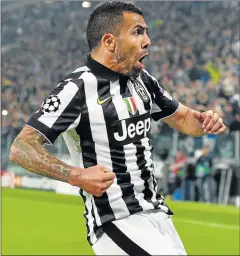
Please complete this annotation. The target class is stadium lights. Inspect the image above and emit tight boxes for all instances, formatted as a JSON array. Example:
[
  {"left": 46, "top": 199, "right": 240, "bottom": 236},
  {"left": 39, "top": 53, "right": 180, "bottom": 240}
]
[
  {"left": 82, "top": 1, "right": 91, "bottom": 8},
  {"left": 2, "top": 110, "right": 8, "bottom": 116}
]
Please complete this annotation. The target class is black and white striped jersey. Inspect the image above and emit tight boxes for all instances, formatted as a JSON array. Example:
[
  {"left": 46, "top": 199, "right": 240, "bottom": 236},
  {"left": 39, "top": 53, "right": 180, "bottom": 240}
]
[{"left": 27, "top": 55, "right": 179, "bottom": 245}]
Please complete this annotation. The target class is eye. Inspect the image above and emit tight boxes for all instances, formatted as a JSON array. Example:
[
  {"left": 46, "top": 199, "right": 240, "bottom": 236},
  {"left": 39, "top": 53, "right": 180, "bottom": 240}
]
[{"left": 134, "top": 28, "right": 144, "bottom": 35}]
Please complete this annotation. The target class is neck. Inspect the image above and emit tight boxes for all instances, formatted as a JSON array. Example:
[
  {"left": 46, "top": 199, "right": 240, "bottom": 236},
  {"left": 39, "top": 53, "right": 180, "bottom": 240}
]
[{"left": 90, "top": 48, "right": 129, "bottom": 74}]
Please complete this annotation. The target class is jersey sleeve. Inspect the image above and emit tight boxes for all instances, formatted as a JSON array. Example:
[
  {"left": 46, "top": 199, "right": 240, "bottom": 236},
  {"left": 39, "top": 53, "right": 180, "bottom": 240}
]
[
  {"left": 26, "top": 79, "right": 83, "bottom": 145},
  {"left": 141, "top": 70, "right": 179, "bottom": 121}
]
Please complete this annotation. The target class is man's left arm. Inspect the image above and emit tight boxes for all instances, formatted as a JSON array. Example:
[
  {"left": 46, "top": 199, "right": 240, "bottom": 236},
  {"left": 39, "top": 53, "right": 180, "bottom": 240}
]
[
  {"left": 163, "top": 103, "right": 227, "bottom": 136},
  {"left": 141, "top": 70, "right": 227, "bottom": 136}
]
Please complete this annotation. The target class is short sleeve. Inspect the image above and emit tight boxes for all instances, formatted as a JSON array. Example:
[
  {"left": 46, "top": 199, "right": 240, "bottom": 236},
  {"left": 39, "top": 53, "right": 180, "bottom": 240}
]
[
  {"left": 26, "top": 79, "right": 83, "bottom": 145},
  {"left": 141, "top": 70, "right": 179, "bottom": 121}
]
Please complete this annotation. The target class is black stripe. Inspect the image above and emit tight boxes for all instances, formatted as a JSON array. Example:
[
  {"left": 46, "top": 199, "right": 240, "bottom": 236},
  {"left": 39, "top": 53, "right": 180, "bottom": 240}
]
[
  {"left": 77, "top": 74, "right": 115, "bottom": 226},
  {"left": 26, "top": 118, "right": 60, "bottom": 144},
  {"left": 152, "top": 174, "right": 160, "bottom": 199},
  {"left": 75, "top": 75, "right": 103, "bottom": 243},
  {"left": 140, "top": 70, "right": 179, "bottom": 121},
  {"left": 134, "top": 140, "right": 160, "bottom": 208},
  {"left": 151, "top": 99, "right": 179, "bottom": 121},
  {"left": 80, "top": 189, "right": 91, "bottom": 245},
  {"left": 146, "top": 139, "right": 161, "bottom": 207},
  {"left": 102, "top": 222, "right": 151, "bottom": 256},
  {"left": 63, "top": 70, "right": 85, "bottom": 81},
  {"left": 91, "top": 207, "right": 103, "bottom": 241},
  {"left": 98, "top": 77, "right": 143, "bottom": 215}
]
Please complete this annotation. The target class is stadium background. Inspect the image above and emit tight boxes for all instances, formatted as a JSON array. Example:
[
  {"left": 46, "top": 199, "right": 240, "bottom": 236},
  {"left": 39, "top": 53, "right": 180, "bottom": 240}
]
[{"left": 1, "top": 1, "right": 240, "bottom": 255}]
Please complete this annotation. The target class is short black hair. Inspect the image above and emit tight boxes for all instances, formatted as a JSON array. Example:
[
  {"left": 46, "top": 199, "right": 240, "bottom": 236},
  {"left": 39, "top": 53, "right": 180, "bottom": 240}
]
[{"left": 86, "top": 1, "right": 143, "bottom": 51}]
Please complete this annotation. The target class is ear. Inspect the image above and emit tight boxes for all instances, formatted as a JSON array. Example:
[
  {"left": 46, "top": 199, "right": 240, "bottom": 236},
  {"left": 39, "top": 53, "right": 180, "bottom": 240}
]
[{"left": 101, "top": 34, "right": 116, "bottom": 53}]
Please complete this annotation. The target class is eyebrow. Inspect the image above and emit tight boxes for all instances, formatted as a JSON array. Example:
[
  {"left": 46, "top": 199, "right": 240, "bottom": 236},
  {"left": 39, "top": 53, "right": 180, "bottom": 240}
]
[{"left": 133, "top": 24, "right": 149, "bottom": 31}]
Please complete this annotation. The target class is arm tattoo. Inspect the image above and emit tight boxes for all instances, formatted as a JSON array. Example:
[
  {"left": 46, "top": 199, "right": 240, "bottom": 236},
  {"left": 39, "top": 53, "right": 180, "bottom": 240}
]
[{"left": 9, "top": 128, "right": 73, "bottom": 183}]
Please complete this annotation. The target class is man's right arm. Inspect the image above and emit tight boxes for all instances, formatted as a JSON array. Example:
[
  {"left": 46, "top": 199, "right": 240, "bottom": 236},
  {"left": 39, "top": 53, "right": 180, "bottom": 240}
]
[
  {"left": 9, "top": 126, "right": 115, "bottom": 197},
  {"left": 9, "top": 126, "right": 74, "bottom": 182}
]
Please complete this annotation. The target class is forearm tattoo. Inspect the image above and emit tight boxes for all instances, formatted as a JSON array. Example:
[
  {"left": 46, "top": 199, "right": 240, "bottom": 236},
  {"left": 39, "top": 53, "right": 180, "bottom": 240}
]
[{"left": 10, "top": 130, "right": 72, "bottom": 182}]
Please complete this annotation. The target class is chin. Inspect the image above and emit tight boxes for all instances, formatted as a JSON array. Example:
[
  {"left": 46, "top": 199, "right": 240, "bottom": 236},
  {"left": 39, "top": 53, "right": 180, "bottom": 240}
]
[{"left": 128, "top": 67, "right": 141, "bottom": 78}]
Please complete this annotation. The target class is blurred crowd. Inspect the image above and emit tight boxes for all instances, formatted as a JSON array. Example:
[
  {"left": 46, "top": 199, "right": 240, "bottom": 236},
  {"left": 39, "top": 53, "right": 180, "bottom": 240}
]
[{"left": 1, "top": 1, "right": 240, "bottom": 162}]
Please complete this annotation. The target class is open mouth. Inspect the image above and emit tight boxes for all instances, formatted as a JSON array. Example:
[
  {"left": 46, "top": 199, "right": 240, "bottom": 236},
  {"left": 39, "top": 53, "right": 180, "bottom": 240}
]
[{"left": 139, "top": 55, "right": 146, "bottom": 63}]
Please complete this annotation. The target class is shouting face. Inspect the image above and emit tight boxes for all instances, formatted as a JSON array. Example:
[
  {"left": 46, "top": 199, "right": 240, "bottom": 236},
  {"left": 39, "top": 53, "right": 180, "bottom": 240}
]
[{"left": 114, "top": 12, "right": 151, "bottom": 77}]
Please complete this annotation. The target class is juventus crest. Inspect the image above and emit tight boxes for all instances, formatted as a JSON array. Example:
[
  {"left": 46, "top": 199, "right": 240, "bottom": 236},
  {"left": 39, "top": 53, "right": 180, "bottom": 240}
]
[{"left": 133, "top": 80, "right": 149, "bottom": 103}]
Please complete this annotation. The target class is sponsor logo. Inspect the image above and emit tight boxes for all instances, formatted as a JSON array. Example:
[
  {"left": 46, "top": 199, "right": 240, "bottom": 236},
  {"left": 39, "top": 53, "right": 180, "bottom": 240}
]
[
  {"left": 97, "top": 95, "right": 113, "bottom": 105},
  {"left": 134, "top": 80, "right": 149, "bottom": 103},
  {"left": 123, "top": 97, "right": 137, "bottom": 115},
  {"left": 40, "top": 95, "right": 61, "bottom": 113},
  {"left": 112, "top": 113, "right": 151, "bottom": 145}
]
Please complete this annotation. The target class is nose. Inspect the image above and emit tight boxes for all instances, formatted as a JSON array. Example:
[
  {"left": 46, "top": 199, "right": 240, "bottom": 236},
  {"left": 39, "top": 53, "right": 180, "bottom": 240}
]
[{"left": 143, "top": 34, "right": 151, "bottom": 49}]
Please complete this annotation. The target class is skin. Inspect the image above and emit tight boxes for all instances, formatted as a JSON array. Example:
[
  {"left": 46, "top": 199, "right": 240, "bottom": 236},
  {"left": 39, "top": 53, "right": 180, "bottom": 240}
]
[{"left": 9, "top": 11, "right": 227, "bottom": 197}]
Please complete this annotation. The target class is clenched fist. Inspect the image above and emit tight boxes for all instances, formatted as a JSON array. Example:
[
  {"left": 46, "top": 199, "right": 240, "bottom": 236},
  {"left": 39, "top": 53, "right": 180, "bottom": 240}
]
[{"left": 68, "top": 165, "right": 115, "bottom": 197}]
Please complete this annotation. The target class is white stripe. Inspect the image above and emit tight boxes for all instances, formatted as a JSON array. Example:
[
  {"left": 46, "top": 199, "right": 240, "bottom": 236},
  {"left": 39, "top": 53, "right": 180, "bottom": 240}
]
[
  {"left": 83, "top": 73, "right": 130, "bottom": 221},
  {"left": 112, "top": 80, "right": 154, "bottom": 211},
  {"left": 173, "top": 218, "right": 239, "bottom": 230},
  {"left": 38, "top": 81, "right": 79, "bottom": 128}
]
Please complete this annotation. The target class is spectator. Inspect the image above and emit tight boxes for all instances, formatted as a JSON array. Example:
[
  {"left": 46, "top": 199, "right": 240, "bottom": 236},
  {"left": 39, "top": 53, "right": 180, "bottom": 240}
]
[
  {"left": 169, "top": 150, "right": 188, "bottom": 196},
  {"left": 229, "top": 114, "right": 240, "bottom": 132},
  {"left": 195, "top": 146, "right": 214, "bottom": 202}
]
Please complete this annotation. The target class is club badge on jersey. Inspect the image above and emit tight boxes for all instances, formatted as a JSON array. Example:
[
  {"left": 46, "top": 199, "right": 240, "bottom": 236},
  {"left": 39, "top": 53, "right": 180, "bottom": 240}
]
[{"left": 133, "top": 80, "right": 150, "bottom": 103}]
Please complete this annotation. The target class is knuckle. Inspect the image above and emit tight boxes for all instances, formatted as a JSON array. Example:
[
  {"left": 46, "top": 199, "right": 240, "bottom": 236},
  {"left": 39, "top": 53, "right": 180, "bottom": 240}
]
[{"left": 100, "top": 184, "right": 105, "bottom": 190}]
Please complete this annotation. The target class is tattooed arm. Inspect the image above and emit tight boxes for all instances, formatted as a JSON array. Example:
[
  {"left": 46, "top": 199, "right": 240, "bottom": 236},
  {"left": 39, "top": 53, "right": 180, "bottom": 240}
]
[
  {"left": 9, "top": 126, "right": 74, "bottom": 182},
  {"left": 9, "top": 126, "right": 115, "bottom": 196}
]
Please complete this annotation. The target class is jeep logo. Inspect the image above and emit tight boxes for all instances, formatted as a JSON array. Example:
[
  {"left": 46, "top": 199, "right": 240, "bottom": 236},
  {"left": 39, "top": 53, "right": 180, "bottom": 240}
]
[{"left": 112, "top": 113, "right": 151, "bottom": 145}]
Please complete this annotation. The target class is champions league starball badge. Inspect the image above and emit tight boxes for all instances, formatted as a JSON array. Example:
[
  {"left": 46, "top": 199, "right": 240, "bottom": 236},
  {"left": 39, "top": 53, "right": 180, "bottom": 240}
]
[{"left": 40, "top": 95, "right": 61, "bottom": 113}]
